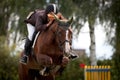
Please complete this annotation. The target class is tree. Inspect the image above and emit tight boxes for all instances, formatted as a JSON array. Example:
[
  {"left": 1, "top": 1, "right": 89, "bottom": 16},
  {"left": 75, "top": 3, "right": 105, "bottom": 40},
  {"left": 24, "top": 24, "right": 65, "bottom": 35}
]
[
  {"left": 0, "top": 36, "right": 19, "bottom": 80},
  {"left": 99, "top": 0, "right": 120, "bottom": 79},
  {"left": 109, "top": 1, "right": 120, "bottom": 79},
  {"left": 72, "top": 0, "right": 100, "bottom": 65}
]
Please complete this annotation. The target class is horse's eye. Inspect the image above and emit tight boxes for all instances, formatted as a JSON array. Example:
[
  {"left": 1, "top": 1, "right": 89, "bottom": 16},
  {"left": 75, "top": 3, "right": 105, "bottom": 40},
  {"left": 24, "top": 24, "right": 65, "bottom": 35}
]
[
  {"left": 59, "top": 41, "right": 61, "bottom": 43},
  {"left": 70, "top": 40, "right": 72, "bottom": 45}
]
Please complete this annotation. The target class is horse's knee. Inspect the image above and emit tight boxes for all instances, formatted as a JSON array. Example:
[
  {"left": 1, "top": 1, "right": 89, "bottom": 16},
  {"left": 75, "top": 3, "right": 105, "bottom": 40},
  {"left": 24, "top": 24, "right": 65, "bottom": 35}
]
[
  {"left": 61, "top": 56, "right": 69, "bottom": 66},
  {"left": 36, "top": 54, "right": 53, "bottom": 66}
]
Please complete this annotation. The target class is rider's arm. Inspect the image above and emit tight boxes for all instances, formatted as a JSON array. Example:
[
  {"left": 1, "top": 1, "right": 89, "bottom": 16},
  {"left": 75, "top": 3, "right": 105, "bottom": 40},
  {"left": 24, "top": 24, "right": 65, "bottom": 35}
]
[
  {"left": 35, "top": 16, "right": 53, "bottom": 31},
  {"left": 57, "top": 12, "right": 66, "bottom": 20}
]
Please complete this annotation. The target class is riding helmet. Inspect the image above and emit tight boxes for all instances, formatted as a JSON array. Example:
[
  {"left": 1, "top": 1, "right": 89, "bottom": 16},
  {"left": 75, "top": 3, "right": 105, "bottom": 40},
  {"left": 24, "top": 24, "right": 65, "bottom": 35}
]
[{"left": 45, "top": 3, "right": 59, "bottom": 14}]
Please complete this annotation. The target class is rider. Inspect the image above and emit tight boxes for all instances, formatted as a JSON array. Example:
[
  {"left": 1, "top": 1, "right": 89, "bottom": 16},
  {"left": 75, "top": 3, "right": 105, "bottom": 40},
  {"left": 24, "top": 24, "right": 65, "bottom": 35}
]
[{"left": 20, "top": 3, "right": 77, "bottom": 64}]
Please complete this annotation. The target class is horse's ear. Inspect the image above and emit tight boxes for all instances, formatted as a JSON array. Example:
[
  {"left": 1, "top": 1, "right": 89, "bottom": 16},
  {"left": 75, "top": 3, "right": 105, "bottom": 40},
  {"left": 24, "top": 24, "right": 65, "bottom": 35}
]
[
  {"left": 67, "top": 16, "right": 73, "bottom": 26},
  {"left": 60, "top": 16, "right": 73, "bottom": 30}
]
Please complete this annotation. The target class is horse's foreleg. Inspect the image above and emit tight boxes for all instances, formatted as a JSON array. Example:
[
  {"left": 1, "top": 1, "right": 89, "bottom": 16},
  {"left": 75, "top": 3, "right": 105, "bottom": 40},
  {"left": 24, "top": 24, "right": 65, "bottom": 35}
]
[
  {"left": 18, "top": 63, "right": 29, "bottom": 80},
  {"left": 36, "top": 54, "right": 53, "bottom": 67},
  {"left": 18, "top": 63, "right": 35, "bottom": 80}
]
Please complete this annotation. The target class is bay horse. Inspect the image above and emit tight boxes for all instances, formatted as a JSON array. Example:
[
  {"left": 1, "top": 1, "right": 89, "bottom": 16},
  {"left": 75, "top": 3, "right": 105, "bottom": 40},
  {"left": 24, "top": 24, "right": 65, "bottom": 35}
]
[{"left": 18, "top": 13, "right": 73, "bottom": 80}]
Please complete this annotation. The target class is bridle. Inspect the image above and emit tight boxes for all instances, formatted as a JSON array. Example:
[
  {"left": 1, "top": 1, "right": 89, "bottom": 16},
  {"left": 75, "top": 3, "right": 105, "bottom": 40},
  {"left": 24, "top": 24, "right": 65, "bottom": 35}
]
[{"left": 53, "top": 26, "right": 72, "bottom": 54}]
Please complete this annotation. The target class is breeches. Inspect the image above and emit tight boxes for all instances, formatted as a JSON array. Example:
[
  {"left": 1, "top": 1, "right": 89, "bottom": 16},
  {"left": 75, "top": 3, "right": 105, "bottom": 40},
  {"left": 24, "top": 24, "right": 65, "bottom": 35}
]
[{"left": 26, "top": 23, "right": 35, "bottom": 41}]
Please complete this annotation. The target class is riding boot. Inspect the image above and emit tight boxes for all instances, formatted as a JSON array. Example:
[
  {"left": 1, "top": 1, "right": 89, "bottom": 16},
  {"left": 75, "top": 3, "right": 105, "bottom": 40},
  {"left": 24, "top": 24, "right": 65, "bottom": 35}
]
[
  {"left": 20, "top": 38, "right": 32, "bottom": 64},
  {"left": 20, "top": 31, "right": 38, "bottom": 64}
]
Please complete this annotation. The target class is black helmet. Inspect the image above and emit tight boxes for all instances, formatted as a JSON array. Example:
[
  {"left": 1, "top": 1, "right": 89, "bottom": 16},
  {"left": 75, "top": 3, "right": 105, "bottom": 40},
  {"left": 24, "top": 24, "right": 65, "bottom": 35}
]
[{"left": 45, "top": 3, "right": 58, "bottom": 14}]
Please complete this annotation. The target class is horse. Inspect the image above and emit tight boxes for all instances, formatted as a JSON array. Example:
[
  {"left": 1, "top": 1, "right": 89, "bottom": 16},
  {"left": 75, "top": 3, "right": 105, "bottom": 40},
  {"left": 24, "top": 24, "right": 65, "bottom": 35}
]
[{"left": 18, "top": 13, "right": 73, "bottom": 80}]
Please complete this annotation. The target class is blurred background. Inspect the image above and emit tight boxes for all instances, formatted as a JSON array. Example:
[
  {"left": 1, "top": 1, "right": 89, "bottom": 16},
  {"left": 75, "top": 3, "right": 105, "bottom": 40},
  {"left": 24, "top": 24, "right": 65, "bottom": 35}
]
[{"left": 0, "top": 0, "right": 120, "bottom": 80}]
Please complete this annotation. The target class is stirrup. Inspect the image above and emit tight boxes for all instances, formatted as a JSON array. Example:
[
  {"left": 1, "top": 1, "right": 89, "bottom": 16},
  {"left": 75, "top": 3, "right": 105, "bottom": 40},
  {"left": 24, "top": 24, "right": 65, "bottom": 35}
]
[{"left": 19, "top": 55, "right": 29, "bottom": 65}]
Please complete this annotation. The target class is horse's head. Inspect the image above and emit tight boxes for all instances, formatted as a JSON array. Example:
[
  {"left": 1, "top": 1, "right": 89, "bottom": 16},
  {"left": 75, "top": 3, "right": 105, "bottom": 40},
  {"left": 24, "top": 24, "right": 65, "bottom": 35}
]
[{"left": 49, "top": 13, "right": 73, "bottom": 55}]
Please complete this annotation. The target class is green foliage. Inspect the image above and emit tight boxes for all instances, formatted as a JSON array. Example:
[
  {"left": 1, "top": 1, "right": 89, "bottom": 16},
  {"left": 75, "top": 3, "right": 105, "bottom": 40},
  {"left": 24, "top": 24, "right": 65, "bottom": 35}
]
[
  {"left": 0, "top": 0, "right": 46, "bottom": 36},
  {"left": 102, "top": 0, "right": 120, "bottom": 80},
  {"left": 56, "top": 55, "right": 90, "bottom": 80},
  {"left": 0, "top": 54, "right": 19, "bottom": 80},
  {"left": 0, "top": 36, "right": 19, "bottom": 80},
  {"left": 97, "top": 59, "right": 113, "bottom": 66}
]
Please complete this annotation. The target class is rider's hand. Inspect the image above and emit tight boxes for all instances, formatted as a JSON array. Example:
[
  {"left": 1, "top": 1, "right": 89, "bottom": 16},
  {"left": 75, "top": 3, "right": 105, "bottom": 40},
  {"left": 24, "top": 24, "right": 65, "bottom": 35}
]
[
  {"left": 47, "top": 20, "right": 53, "bottom": 27},
  {"left": 47, "top": 13, "right": 55, "bottom": 21}
]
